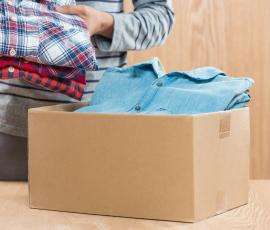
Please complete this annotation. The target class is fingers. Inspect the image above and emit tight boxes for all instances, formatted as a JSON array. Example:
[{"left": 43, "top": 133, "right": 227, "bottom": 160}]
[{"left": 56, "top": 5, "right": 88, "bottom": 16}]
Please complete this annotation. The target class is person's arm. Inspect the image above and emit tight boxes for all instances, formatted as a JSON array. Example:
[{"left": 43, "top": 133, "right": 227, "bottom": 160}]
[
  {"left": 95, "top": 0, "right": 174, "bottom": 52},
  {"left": 56, "top": 0, "right": 174, "bottom": 52}
]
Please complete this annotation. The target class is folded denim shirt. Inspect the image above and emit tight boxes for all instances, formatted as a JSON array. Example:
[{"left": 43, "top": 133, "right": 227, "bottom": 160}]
[
  {"left": 76, "top": 58, "right": 254, "bottom": 115},
  {"left": 0, "top": 0, "right": 98, "bottom": 70}
]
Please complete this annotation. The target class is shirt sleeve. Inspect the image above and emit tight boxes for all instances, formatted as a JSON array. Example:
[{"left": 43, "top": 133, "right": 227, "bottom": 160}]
[{"left": 93, "top": 0, "right": 174, "bottom": 52}]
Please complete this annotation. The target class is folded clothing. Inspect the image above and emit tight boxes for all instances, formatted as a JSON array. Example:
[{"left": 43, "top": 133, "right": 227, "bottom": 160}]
[
  {"left": 0, "top": 57, "right": 86, "bottom": 84},
  {"left": 0, "top": 56, "right": 86, "bottom": 83},
  {"left": 76, "top": 58, "right": 254, "bottom": 114},
  {"left": 0, "top": 0, "right": 98, "bottom": 70},
  {"left": 0, "top": 57, "right": 85, "bottom": 100}
]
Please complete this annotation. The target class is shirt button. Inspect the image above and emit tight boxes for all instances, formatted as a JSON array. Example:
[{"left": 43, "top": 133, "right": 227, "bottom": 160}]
[
  {"left": 156, "top": 82, "right": 163, "bottom": 87},
  {"left": 9, "top": 48, "right": 16, "bottom": 56},
  {"left": 10, "top": 16, "right": 16, "bottom": 21},
  {"left": 8, "top": 66, "right": 15, "bottom": 73},
  {"left": 135, "top": 105, "right": 141, "bottom": 111}
]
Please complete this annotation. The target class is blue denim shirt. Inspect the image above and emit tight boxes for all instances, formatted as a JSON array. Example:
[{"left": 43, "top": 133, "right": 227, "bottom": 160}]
[{"left": 76, "top": 58, "right": 254, "bottom": 115}]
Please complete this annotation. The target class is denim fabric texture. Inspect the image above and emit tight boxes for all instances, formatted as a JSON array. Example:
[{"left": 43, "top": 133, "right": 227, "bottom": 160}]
[{"left": 76, "top": 58, "right": 254, "bottom": 115}]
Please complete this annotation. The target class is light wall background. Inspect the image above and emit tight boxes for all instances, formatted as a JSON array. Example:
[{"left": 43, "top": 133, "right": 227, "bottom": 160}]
[{"left": 124, "top": 0, "right": 270, "bottom": 179}]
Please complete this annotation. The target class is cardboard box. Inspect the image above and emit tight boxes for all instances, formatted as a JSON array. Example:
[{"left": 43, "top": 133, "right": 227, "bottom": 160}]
[{"left": 28, "top": 103, "right": 250, "bottom": 222}]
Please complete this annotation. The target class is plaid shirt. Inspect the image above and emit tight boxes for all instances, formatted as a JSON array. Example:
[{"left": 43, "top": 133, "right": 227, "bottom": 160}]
[
  {"left": 0, "top": 0, "right": 98, "bottom": 70},
  {"left": 0, "top": 56, "right": 86, "bottom": 81},
  {"left": 0, "top": 57, "right": 86, "bottom": 100}
]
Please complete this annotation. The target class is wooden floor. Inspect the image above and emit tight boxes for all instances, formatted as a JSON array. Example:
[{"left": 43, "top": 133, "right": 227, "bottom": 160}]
[{"left": 0, "top": 180, "right": 269, "bottom": 229}]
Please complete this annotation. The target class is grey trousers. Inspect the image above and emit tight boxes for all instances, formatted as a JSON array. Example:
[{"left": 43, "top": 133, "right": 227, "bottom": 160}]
[{"left": 0, "top": 132, "right": 28, "bottom": 181}]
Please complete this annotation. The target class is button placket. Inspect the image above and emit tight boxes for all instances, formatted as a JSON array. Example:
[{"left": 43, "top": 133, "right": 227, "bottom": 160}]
[
  {"left": 7, "top": 5, "right": 40, "bottom": 59},
  {"left": 132, "top": 79, "right": 163, "bottom": 113}
]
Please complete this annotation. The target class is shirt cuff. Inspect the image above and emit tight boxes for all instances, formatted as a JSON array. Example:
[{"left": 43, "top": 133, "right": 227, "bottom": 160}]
[{"left": 93, "top": 13, "right": 124, "bottom": 52}]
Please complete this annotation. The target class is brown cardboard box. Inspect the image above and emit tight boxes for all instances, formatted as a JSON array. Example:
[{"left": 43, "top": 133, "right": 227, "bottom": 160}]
[{"left": 28, "top": 103, "right": 250, "bottom": 222}]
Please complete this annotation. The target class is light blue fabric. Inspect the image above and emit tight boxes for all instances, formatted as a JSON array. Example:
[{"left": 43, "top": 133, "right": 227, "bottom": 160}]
[{"left": 76, "top": 58, "right": 254, "bottom": 115}]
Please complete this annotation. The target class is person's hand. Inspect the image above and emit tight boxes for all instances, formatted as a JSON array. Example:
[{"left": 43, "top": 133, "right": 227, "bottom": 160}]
[{"left": 56, "top": 5, "right": 114, "bottom": 38}]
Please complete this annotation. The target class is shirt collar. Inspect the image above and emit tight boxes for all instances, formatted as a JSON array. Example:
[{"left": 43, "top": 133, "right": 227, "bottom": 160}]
[
  {"left": 168, "top": 67, "right": 226, "bottom": 81},
  {"left": 133, "top": 57, "right": 166, "bottom": 78}
]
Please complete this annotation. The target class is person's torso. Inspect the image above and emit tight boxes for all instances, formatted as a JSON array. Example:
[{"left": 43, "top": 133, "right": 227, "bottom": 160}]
[{"left": 0, "top": 0, "right": 127, "bottom": 137}]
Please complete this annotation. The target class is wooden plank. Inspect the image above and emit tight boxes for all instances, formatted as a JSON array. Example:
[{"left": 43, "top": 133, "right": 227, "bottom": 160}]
[
  {"left": 125, "top": 0, "right": 270, "bottom": 179},
  {"left": 0, "top": 181, "right": 269, "bottom": 229}
]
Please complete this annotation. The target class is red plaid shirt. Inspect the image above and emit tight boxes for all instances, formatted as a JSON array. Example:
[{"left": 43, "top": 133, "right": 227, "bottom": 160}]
[{"left": 0, "top": 57, "right": 86, "bottom": 100}]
